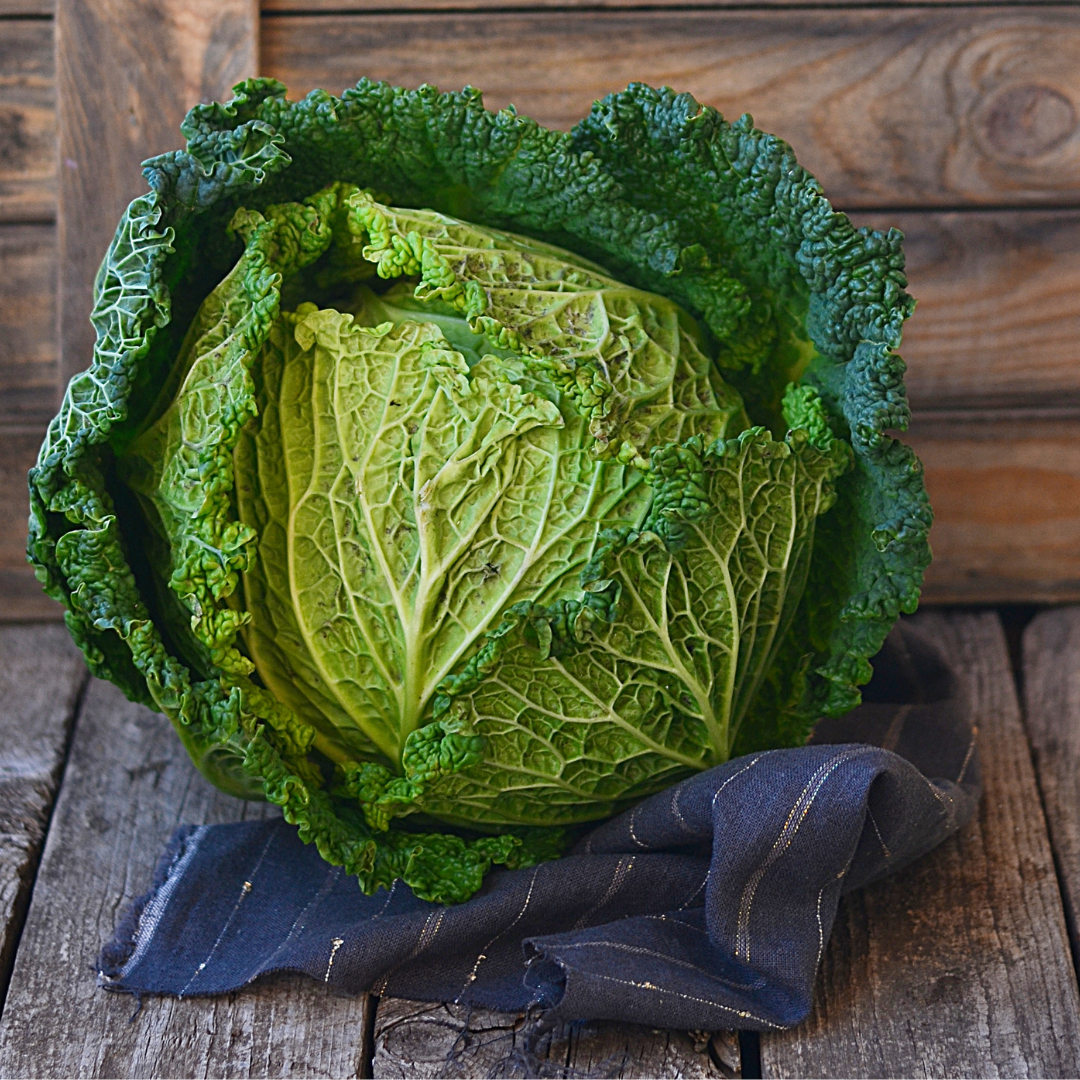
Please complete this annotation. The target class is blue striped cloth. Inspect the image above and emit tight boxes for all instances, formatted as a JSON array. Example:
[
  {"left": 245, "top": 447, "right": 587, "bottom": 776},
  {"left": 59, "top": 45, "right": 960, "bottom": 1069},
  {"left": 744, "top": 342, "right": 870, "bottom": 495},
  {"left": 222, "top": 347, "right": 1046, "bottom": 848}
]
[{"left": 99, "top": 620, "right": 978, "bottom": 1033}]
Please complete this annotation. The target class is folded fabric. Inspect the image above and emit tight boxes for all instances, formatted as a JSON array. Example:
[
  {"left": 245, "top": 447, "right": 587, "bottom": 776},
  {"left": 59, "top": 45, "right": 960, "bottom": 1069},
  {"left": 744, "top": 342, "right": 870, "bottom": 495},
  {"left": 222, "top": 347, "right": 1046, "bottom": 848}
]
[{"left": 98, "top": 619, "right": 979, "bottom": 1032}]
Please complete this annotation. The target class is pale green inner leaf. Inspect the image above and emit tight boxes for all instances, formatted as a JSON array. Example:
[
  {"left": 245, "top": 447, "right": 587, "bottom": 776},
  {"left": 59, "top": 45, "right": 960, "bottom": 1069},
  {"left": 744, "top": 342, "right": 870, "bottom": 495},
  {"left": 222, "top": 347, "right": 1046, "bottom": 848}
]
[
  {"left": 117, "top": 187, "right": 845, "bottom": 833},
  {"left": 419, "top": 429, "right": 847, "bottom": 826}
]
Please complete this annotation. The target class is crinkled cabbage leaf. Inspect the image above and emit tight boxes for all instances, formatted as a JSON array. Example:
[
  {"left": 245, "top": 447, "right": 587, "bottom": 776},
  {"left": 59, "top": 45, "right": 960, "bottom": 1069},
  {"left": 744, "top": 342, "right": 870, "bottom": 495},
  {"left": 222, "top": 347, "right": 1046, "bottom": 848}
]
[{"left": 28, "top": 79, "right": 930, "bottom": 903}]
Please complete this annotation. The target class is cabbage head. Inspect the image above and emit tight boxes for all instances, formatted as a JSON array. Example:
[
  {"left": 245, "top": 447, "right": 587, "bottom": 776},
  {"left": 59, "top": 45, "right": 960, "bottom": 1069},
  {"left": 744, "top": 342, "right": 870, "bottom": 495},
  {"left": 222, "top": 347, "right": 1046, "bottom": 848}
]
[{"left": 27, "top": 79, "right": 931, "bottom": 903}]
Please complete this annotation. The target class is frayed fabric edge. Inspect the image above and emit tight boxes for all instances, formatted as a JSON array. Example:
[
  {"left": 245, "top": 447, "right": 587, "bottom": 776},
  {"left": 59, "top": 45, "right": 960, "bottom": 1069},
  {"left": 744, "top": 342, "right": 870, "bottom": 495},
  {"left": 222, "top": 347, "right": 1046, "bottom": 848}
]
[{"left": 98, "top": 824, "right": 208, "bottom": 988}]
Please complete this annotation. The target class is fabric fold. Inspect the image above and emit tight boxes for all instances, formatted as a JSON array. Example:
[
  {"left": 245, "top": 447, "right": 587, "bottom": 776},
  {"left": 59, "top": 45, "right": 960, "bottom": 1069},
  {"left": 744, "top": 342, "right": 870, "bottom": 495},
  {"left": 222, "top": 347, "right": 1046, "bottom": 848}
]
[{"left": 99, "top": 619, "right": 979, "bottom": 1031}]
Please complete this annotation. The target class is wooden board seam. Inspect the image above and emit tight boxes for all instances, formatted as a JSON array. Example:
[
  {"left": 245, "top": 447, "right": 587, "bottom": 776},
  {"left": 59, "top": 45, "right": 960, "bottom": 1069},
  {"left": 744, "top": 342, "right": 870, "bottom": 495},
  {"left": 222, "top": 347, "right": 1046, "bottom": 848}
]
[
  {"left": 0, "top": 667, "right": 87, "bottom": 1019},
  {"left": 1020, "top": 611, "right": 1080, "bottom": 998},
  {"left": 1041, "top": 796, "right": 1080, "bottom": 989},
  {"left": 363, "top": 991, "right": 378, "bottom": 1079}
]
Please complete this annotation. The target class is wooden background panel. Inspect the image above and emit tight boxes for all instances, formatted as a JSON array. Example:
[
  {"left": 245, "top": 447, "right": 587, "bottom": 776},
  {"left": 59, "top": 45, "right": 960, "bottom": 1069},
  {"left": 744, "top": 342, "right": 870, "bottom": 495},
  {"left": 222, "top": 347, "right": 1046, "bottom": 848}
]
[
  {"left": 1, "top": 3, "right": 1077, "bottom": 625},
  {"left": 0, "top": 224, "right": 55, "bottom": 426},
  {"left": 11, "top": 414, "right": 1074, "bottom": 617},
  {"left": 0, "top": 17, "right": 53, "bottom": 222},
  {"left": 909, "top": 416, "right": 1080, "bottom": 604},
  {"left": 262, "top": 7, "right": 1080, "bottom": 209},
  {"left": 0, "top": 428, "right": 60, "bottom": 621},
  {"left": 57, "top": 0, "right": 259, "bottom": 386},
  {"left": 0, "top": 14, "right": 54, "bottom": 621},
  {"left": 13, "top": 49, "right": 1076, "bottom": 418},
  {"left": 852, "top": 210, "right": 1080, "bottom": 412},
  {"left": 19, "top": 192, "right": 1076, "bottom": 420}
]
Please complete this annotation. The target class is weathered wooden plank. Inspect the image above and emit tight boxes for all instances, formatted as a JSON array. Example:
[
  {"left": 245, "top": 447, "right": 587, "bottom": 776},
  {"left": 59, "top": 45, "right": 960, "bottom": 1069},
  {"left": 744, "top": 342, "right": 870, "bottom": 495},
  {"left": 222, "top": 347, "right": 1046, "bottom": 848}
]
[
  {"left": 0, "top": 625, "right": 85, "bottom": 1003},
  {"left": 262, "top": 8, "right": 1080, "bottom": 210},
  {"left": 0, "top": 4, "right": 52, "bottom": 15},
  {"left": 0, "top": 19, "right": 54, "bottom": 222},
  {"left": 58, "top": 0, "right": 258, "bottom": 386},
  {"left": 0, "top": 426, "right": 63, "bottom": 622},
  {"left": 0, "top": 224, "right": 56, "bottom": 427},
  {"left": 910, "top": 415, "right": 1080, "bottom": 604},
  {"left": 855, "top": 210, "right": 1080, "bottom": 414},
  {"left": 761, "top": 610, "right": 1080, "bottom": 1078},
  {"left": 0, "top": 676, "right": 373, "bottom": 1079},
  {"left": 372, "top": 997, "right": 735, "bottom": 1079},
  {"left": 1023, "top": 607, "right": 1080, "bottom": 966}
]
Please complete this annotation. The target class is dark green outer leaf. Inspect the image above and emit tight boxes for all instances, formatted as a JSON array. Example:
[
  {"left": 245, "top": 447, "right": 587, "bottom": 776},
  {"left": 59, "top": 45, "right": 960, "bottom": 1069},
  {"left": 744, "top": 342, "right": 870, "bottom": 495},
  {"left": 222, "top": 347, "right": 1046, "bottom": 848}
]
[{"left": 27, "top": 78, "right": 929, "bottom": 897}]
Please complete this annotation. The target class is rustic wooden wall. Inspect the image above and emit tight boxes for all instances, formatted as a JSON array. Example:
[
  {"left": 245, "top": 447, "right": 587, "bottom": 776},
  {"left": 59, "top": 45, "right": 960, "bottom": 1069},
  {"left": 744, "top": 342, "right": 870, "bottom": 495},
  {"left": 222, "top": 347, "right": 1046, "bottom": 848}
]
[
  {"left": 0, "top": 0, "right": 257, "bottom": 620},
  {"left": 1, "top": 0, "right": 1078, "bottom": 618},
  {"left": 0, "top": 7, "right": 56, "bottom": 619}
]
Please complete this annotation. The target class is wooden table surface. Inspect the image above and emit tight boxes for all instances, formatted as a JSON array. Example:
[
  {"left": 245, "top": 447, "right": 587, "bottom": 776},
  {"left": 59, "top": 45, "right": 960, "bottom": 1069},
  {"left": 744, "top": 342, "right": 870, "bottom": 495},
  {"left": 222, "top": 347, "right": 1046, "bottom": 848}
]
[{"left": 0, "top": 609, "right": 1076, "bottom": 1078}]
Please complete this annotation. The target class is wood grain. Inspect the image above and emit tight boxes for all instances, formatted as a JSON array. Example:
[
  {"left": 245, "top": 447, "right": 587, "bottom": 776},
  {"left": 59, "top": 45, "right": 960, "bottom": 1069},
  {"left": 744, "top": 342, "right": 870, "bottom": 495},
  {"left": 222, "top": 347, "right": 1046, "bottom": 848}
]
[
  {"left": 372, "top": 997, "right": 735, "bottom": 1079},
  {"left": 0, "top": 676, "right": 373, "bottom": 1079},
  {"left": 855, "top": 210, "right": 1080, "bottom": 413},
  {"left": 0, "top": 224, "right": 55, "bottom": 426},
  {"left": 1023, "top": 607, "right": 1080, "bottom": 967},
  {"left": 0, "top": 19, "right": 53, "bottom": 223},
  {"left": 0, "top": 3, "right": 52, "bottom": 14},
  {"left": 262, "top": 8, "right": 1080, "bottom": 210},
  {"left": 761, "top": 610, "right": 1080, "bottom": 1079},
  {"left": 910, "top": 415, "right": 1080, "bottom": 604},
  {"left": 0, "top": 625, "right": 85, "bottom": 1004},
  {"left": 57, "top": 0, "right": 258, "bottom": 386}
]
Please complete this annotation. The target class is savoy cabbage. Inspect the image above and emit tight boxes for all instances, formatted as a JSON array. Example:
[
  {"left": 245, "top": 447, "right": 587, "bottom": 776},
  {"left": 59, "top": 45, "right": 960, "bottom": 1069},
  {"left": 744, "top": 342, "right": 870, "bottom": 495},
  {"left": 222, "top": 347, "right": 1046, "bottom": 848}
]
[{"left": 28, "top": 80, "right": 931, "bottom": 903}]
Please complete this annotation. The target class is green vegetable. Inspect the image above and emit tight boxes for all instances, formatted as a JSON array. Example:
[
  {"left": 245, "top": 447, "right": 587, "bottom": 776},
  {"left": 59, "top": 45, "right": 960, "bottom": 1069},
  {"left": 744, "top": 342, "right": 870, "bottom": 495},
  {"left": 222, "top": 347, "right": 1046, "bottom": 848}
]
[{"left": 27, "top": 79, "right": 930, "bottom": 903}]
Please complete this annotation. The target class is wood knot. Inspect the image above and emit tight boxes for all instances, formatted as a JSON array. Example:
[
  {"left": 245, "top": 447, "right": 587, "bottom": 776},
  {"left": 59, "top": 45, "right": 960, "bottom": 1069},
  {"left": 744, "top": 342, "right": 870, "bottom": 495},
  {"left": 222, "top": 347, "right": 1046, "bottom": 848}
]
[{"left": 982, "top": 84, "right": 1076, "bottom": 159}]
